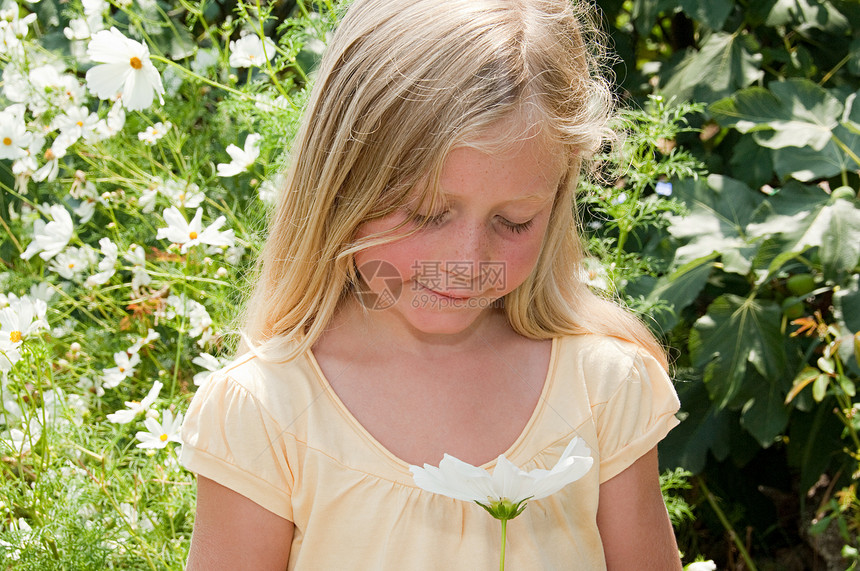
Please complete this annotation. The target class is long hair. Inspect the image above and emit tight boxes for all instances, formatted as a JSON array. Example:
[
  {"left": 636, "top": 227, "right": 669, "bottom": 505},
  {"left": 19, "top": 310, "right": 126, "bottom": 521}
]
[{"left": 238, "top": 0, "right": 668, "bottom": 369}]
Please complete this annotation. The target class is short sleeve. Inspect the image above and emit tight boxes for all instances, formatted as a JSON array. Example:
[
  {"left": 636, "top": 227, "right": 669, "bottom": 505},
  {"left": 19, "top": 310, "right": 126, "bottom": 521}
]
[
  {"left": 591, "top": 347, "right": 680, "bottom": 483},
  {"left": 180, "top": 372, "right": 295, "bottom": 521}
]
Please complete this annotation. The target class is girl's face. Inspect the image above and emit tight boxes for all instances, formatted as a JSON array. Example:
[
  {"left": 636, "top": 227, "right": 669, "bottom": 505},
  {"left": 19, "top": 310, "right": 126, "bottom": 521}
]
[{"left": 353, "top": 131, "right": 566, "bottom": 338}]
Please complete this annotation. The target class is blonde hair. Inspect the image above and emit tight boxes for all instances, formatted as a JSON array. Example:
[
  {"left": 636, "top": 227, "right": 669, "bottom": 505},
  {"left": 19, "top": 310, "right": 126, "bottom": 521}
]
[{"left": 239, "top": 0, "right": 668, "bottom": 369}]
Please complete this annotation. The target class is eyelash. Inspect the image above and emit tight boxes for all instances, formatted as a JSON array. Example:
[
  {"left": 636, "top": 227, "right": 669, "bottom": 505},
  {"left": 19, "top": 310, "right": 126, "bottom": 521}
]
[{"left": 411, "top": 211, "right": 534, "bottom": 234}]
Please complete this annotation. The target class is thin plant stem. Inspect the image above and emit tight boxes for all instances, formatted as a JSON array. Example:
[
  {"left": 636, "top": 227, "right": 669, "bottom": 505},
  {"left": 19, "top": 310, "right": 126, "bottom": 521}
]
[
  {"left": 698, "top": 477, "right": 758, "bottom": 571},
  {"left": 500, "top": 518, "right": 507, "bottom": 571}
]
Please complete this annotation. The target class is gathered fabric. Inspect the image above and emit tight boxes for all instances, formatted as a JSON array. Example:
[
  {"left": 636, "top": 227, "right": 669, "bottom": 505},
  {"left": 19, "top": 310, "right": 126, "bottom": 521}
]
[{"left": 180, "top": 334, "right": 680, "bottom": 570}]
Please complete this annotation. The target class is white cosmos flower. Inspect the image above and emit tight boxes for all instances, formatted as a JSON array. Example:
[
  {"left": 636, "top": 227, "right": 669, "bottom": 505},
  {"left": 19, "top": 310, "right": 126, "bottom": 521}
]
[
  {"left": 135, "top": 409, "right": 182, "bottom": 449},
  {"left": 102, "top": 350, "right": 140, "bottom": 389},
  {"left": 128, "top": 328, "right": 160, "bottom": 354},
  {"left": 53, "top": 105, "right": 101, "bottom": 145},
  {"left": 48, "top": 246, "right": 96, "bottom": 281},
  {"left": 0, "top": 296, "right": 48, "bottom": 346},
  {"left": 84, "top": 237, "right": 118, "bottom": 287},
  {"left": 137, "top": 121, "right": 171, "bottom": 145},
  {"left": 192, "top": 352, "right": 223, "bottom": 386},
  {"left": 85, "top": 27, "right": 164, "bottom": 111},
  {"left": 410, "top": 437, "right": 593, "bottom": 518},
  {"left": 0, "top": 108, "right": 32, "bottom": 161},
  {"left": 686, "top": 562, "right": 717, "bottom": 571},
  {"left": 155, "top": 207, "right": 235, "bottom": 253},
  {"left": 106, "top": 380, "right": 162, "bottom": 424},
  {"left": 228, "top": 35, "right": 277, "bottom": 68},
  {"left": 124, "top": 244, "right": 151, "bottom": 292},
  {"left": 20, "top": 204, "right": 74, "bottom": 261},
  {"left": 216, "top": 133, "right": 262, "bottom": 177}
]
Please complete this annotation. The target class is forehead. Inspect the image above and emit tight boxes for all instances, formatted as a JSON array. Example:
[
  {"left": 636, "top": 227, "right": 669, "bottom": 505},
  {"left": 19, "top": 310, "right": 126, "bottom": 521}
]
[{"left": 433, "top": 133, "right": 567, "bottom": 208}]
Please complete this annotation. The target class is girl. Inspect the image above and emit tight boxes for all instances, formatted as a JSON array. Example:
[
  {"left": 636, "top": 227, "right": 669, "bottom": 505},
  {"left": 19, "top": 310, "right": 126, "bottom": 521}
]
[{"left": 181, "top": 0, "right": 683, "bottom": 568}]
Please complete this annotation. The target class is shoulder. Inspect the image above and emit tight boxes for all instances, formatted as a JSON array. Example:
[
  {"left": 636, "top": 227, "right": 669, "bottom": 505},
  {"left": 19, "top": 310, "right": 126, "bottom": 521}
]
[
  {"left": 553, "top": 333, "right": 675, "bottom": 406},
  {"left": 188, "top": 344, "right": 322, "bottom": 431},
  {"left": 556, "top": 334, "right": 654, "bottom": 378}
]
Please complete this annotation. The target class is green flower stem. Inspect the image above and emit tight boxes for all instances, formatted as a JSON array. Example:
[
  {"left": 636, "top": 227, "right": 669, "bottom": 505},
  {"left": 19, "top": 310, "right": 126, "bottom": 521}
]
[
  {"left": 698, "top": 477, "right": 758, "bottom": 571},
  {"left": 500, "top": 518, "right": 507, "bottom": 571},
  {"left": 149, "top": 55, "right": 251, "bottom": 100}
]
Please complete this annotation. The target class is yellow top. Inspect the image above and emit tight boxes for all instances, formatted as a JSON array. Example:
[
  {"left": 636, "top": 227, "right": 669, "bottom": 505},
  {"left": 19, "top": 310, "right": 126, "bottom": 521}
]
[{"left": 180, "top": 334, "right": 680, "bottom": 570}]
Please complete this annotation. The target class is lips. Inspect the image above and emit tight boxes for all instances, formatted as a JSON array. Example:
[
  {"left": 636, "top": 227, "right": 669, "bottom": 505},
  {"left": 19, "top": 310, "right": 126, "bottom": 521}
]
[{"left": 416, "top": 282, "right": 475, "bottom": 300}]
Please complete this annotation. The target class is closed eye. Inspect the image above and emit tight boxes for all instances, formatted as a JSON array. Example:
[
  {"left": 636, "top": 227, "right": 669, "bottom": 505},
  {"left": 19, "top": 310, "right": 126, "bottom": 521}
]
[
  {"left": 410, "top": 210, "right": 449, "bottom": 227},
  {"left": 498, "top": 217, "right": 534, "bottom": 234}
]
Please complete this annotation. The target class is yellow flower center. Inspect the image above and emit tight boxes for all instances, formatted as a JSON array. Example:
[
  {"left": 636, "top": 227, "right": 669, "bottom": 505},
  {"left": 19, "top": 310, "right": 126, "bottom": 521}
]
[
  {"left": 76, "top": 121, "right": 84, "bottom": 127},
  {"left": 119, "top": 367, "right": 125, "bottom": 373},
  {"left": 159, "top": 433, "right": 168, "bottom": 442},
  {"left": 68, "top": 262, "right": 75, "bottom": 268},
  {"left": 2, "top": 137, "right": 11, "bottom": 146},
  {"left": 9, "top": 330, "right": 22, "bottom": 343},
  {"left": 129, "top": 56, "right": 143, "bottom": 70},
  {"left": 44, "top": 149, "right": 56, "bottom": 160},
  {"left": 189, "top": 231, "right": 198, "bottom": 240}
]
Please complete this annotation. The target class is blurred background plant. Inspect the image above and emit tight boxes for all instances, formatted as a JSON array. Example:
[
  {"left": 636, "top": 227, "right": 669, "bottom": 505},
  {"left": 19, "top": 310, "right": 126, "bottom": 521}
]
[{"left": 589, "top": 0, "right": 860, "bottom": 568}]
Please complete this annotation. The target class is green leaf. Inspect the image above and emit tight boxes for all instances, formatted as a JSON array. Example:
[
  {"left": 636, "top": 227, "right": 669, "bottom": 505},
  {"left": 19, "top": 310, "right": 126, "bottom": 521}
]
[
  {"left": 690, "top": 294, "right": 787, "bottom": 408},
  {"left": 630, "top": 0, "right": 678, "bottom": 35},
  {"left": 644, "top": 254, "right": 717, "bottom": 332},
  {"left": 812, "top": 373, "right": 829, "bottom": 402},
  {"left": 666, "top": 175, "right": 763, "bottom": 274},
  {"left": 765, "top": 0, "right": 850, "bottom": 33},
  {"left": 819, "top": 201, "right": 860, "bottom": 281},
  {"left": 833, "top": 275, "right": 860, "bottom": 334},
  {"left": 771, "top": 122, "right": 860, "bottom": 181},
  {"left": 678, "top": 0, "right": 732, "bottom": 30},
  {"left": 662, "top": 32, "right": 763, "bottom": 104},
  {"left": 710, "top": 79, "right": 843, "bottom": 151},
  {"left": 740, "top": 371, "right": 790, "bottom": 448}
]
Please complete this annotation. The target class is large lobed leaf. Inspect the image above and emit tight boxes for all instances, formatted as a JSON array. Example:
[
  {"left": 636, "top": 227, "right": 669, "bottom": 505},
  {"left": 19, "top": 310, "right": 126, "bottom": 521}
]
[{"left": 689, "top": 294, "right": 787, "bottom": 409}]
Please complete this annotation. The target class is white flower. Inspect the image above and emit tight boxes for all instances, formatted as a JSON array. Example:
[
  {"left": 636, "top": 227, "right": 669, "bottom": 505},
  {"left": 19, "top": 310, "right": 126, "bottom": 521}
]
[
  {"left": 580, "top": 257, "right": 610, "bottom": 291},
  {"left": 166, "top": 294, "right": 211, "bottom": 340},
  {"left": 685, "top": 562, "right": 717, "bottom": 571},
  {"left": 106, "top": 380, "right": 162, "bottom": 424},
  {"left": 128, "top": 328, "right": 159, "bottom": 354},
  {"left": 0, "top": 108, "right": 32, "bottom": 161},
  {"left": 125, "top": 244, "right": 152, "bottom": 292},
  {"left": 48, "top": 246, "right": 95, "bottom": 281},
  {"left": 192, "top": 352, "right": 223, "bottom": 386},
  {"left": 409, "top": 437, "right": 593, "bottom": 517},
  {"left": 155, "top": 207, "right": 236, "bottom": 253},
  {"left": 157, "top": 178, "right": 204, "bottom": 209},
  {"left": 228, "top": 35, "right": 277, "bottom": 68},
  {"left": 0, "top": 296, "right": 48, "bottom": 345},
  {"left": 53, "top": 106, "right": 101, "bottom": 145},
  {"left": 137, "top": 121, "right": 171, "bottom": 145},
  {"left": 63, "top": 14, "right": 104, "bottom": 41},
  {"left": 0, "top": 337, "right": 22, "bottom": 374},
  {"left": 216, "top": 133, "right": 262, "bottom": 177},
  {"left": 85, "top": 27, "right": 164, "bottom": 111},
  {"left": 20, "top": 204, "right": 74, "bottom": 261},
  {"left": 102, "top": 350, "right": 140, "bottom": 389},
  {"left": 84, "top": 237, "right": 118, "bottom": 287},
  {"left": 135, "top": 409, "right": 182, "bottom": 448}
]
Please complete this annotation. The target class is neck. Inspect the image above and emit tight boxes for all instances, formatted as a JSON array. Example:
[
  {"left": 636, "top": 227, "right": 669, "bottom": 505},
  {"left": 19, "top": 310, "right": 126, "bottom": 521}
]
[{"left": 321, "top": 295, "right": 513, "bottom": 360}]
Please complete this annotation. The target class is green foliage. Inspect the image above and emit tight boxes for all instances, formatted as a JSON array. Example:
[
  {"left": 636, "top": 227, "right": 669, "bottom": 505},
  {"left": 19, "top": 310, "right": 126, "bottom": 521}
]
[
  {"left": 596, "top": 0, "right": 860, "bottom": 563},
  {"left": 0, "top": 0, "right": 339, "bottom": 567}
]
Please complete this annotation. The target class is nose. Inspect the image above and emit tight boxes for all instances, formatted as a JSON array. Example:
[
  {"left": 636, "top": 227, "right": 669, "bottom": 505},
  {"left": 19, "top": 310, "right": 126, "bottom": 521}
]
[{"left": 443, "top": 220, "right": 491, "bottom": 290}]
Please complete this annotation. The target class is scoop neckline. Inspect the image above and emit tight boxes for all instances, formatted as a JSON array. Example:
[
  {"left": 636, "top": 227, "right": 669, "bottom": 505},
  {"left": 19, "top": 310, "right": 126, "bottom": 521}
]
[{"left": 304, "top": 336, "right": 559, "bottom": 472}]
